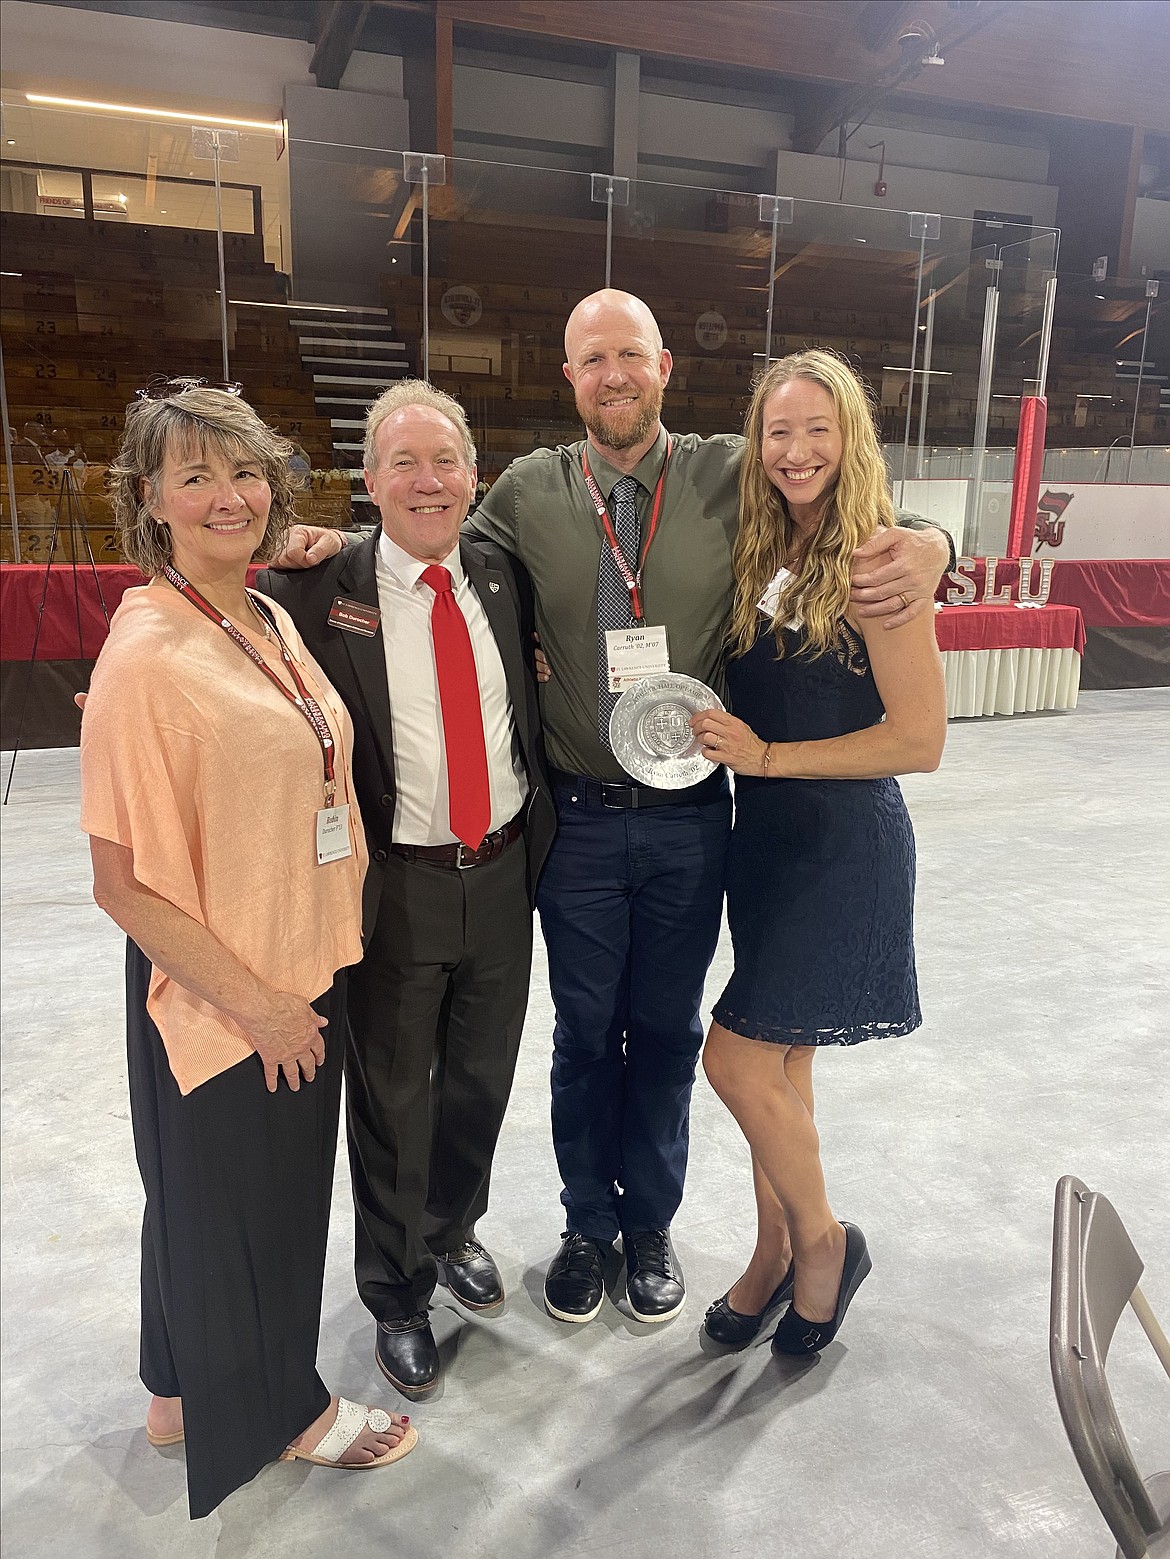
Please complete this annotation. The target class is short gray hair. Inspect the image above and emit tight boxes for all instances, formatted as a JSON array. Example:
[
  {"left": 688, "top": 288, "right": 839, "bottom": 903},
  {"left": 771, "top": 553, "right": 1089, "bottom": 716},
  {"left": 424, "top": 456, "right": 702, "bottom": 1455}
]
[
  {"left": 109, "top": 384, "right": 304, "bottom": 576},
  {"left": 364, "top": 380, "right": 477, "bottom": 473}
]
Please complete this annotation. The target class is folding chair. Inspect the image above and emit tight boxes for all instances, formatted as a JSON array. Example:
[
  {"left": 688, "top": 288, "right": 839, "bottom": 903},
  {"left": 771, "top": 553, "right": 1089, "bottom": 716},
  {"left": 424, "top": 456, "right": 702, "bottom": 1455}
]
[{"left": 1051, "top": 1175, "right": 1170, "bottom": 1558}]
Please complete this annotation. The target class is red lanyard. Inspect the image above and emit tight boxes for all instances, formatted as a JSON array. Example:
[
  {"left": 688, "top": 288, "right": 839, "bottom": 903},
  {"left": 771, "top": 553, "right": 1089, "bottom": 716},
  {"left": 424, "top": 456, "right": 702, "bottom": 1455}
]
[
  {"left": 162, "top": 564, "right": 337, "bottom": 805},
  {"left": 581, "top": 435, "right": 672, "bottom": 626}
]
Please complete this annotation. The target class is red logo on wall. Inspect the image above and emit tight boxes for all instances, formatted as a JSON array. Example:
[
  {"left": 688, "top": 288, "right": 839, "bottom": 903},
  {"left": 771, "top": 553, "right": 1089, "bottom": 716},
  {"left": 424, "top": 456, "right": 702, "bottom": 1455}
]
[{"left": 1034, "top": 490, "right": 1073, "bottom": 550}]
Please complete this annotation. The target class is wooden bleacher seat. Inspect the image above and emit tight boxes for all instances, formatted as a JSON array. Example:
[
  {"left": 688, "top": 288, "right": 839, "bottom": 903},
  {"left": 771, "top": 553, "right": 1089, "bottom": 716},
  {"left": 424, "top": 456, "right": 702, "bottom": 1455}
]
[{"left": 1, "top": 212, "right": 350, "bottom": 560}]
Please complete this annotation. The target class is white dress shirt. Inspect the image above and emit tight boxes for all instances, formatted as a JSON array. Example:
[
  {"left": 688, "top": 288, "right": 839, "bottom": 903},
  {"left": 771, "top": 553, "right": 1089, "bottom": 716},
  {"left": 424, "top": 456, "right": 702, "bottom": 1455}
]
[{"left": 375, "top": 531, "right": 527, "bottom": 845}]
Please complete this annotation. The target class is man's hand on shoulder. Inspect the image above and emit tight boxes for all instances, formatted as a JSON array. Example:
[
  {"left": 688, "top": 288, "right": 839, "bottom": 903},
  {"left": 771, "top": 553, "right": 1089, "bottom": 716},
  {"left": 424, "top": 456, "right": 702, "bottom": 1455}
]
[
  {"left": 270, "top": 525, "right": 348, "bottom": 570},
  {"left": 850, "top": 526, "right": 951, "bottom": 629}
]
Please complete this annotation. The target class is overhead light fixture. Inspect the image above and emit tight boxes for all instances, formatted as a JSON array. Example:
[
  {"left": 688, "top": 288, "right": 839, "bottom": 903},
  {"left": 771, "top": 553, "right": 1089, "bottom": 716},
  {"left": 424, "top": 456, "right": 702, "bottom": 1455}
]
[
  {"left": 26, "top": 93, "right": 281, "bottom": 134},
  {"left": 881, "top": 366, "right": 952, "bottom": 375},
  {"left": 6, "top": 139, "right": 14, "bottom": 146}
]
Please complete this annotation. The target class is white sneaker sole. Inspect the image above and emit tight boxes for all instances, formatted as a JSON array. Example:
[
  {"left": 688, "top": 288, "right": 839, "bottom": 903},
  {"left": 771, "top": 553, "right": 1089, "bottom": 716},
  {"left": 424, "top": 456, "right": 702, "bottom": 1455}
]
[
  {"left": 626, "top": 1290, "right": 686, "bottom": 1324},
  {"left": 545, "top": 1292, "right": 604, "bottom": 1324}
]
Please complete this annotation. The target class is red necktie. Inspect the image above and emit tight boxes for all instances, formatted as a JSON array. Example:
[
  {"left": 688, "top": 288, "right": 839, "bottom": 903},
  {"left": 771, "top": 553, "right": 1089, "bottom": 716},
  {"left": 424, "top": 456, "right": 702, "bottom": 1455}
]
[{"left": 421, "top": 565, "right": 491, "bottom": 850}]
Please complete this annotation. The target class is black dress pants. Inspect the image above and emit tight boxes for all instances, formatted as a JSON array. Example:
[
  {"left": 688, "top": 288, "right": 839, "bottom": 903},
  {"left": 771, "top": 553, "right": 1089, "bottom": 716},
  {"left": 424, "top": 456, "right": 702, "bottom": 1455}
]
[
  {"left": 127, "top": 940, "right": 342, "bottom": 1519},
  {"left": 345, "top": 836, "right": 532, "bottom": 1322}
]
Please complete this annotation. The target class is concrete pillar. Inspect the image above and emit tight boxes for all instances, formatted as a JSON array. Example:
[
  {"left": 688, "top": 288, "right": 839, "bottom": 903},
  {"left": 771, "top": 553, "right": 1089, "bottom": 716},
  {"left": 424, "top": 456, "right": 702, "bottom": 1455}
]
[
  {"left": 611, "top": 50, "right": 640, "bottom": 180},
  {"left": 282, "top": 82, "right": 411, "bottom": 305}
]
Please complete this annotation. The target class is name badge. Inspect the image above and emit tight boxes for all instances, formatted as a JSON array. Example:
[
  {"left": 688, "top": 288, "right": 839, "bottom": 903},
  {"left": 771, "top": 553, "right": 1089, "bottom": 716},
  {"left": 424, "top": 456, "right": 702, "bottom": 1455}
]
[
  {"left": 328, "top": 597, "right": 381, "bottom": 636},
  {"left": 605, "top": 626, "right": 670, "bottom": 693},
  {"left": 316, "top": 803, "right": 353, "bottom": 865}
]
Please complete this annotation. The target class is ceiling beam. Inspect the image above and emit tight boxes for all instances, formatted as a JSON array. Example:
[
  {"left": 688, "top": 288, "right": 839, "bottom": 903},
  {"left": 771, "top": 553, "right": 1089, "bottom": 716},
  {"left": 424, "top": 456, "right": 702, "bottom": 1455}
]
[{"left": 310, "top": 0, "right": 372, "bottom": 90}]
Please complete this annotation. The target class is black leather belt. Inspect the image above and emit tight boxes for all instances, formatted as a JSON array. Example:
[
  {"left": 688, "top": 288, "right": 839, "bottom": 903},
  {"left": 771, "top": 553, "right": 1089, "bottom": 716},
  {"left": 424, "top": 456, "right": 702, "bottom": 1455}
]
[
  {"left": 390, "top": 814, "right": 523, "bottom": 869},
  {"left": 550, "top": 768, "right": 725, "bottom": 809}
]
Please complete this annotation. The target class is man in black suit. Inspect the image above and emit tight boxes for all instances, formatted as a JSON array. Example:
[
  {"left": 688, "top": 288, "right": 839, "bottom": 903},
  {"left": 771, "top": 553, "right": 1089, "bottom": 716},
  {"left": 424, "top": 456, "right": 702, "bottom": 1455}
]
[{"left": 260, "top": 382, "right": 554, "bottom": 1397}]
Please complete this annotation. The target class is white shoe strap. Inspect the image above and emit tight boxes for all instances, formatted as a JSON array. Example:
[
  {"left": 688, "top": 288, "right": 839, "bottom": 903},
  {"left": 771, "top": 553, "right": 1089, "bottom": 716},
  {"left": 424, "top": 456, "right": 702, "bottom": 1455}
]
[{"left": 311, "top": 1398, "right": 392, "bottom": 1463}]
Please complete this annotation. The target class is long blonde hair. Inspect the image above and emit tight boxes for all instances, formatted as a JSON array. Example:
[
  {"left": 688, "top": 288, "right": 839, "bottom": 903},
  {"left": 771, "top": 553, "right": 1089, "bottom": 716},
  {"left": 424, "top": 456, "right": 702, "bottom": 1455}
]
[{"left": 728, "top": 349, "right": 894, "bottom": 658}]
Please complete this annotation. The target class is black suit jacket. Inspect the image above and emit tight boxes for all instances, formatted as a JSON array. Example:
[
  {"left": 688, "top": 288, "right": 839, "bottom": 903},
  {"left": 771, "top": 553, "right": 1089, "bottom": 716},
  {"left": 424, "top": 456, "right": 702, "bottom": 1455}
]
[{"left": 257, "top": 533, "right": 555, "bottom": 925}]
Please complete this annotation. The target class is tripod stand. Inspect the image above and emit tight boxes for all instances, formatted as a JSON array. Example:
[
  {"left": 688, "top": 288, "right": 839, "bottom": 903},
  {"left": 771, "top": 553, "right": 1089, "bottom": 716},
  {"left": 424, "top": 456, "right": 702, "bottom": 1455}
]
[{"left": 3, "top": 457, "right": 111, "bottom": 804}]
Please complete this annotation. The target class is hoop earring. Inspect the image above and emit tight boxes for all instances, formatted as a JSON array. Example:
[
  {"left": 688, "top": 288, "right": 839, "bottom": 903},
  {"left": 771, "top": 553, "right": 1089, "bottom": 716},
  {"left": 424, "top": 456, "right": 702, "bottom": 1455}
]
[{"left": 153, "top": 520, "right": 170, "bottom": 552}]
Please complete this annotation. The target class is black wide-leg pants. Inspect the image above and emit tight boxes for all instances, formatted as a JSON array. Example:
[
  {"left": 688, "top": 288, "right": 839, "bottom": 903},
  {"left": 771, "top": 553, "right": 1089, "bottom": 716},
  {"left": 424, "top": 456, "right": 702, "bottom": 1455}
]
[{"left": 126, "top": 939, "right": 342, "bottom": 1519}]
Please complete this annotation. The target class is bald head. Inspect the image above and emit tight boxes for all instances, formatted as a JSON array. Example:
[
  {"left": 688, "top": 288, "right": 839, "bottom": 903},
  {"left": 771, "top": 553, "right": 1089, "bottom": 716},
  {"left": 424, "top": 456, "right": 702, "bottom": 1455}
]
[
  {"left": 564, "top": 289, "right": 663, "bottom": 361},
  {"left": 562, "top": 289, "right": 672, "bottom": 458}
]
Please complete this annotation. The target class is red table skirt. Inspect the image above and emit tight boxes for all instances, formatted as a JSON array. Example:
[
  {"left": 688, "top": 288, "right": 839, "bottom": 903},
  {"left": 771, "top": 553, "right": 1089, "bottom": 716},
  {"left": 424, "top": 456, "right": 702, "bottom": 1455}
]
[
  {"left": 937, "top": 557, "right": 1170, "bottom": 629},
  {"left": 0, "top": 564, "right": 261, "bottom": 661},
  {"left": 934, "top": 603, "right": 1086, "bottom": 656}
]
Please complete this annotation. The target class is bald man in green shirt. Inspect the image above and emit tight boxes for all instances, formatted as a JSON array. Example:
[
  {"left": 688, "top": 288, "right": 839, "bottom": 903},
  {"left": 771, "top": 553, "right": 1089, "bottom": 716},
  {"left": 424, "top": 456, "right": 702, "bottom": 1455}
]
[{"left": 279, "top": 288, "right": 951, "bottom": 1331}]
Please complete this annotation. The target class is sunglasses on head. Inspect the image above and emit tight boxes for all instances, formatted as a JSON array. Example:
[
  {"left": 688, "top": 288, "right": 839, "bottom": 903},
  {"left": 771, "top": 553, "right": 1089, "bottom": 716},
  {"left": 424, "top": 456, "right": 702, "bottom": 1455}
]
[{"left": 135, "top": 375, "right": 244, "bottom": 401}]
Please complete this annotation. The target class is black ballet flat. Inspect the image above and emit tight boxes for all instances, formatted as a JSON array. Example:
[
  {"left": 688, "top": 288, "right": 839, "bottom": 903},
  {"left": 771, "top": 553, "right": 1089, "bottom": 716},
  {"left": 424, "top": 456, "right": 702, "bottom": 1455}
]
[
  {"left": 702, "top": 1261, "right": 796, "bottom": 1348},
  {"left": 771, "top": 1223, "right": 871, "bottom": 1357}
]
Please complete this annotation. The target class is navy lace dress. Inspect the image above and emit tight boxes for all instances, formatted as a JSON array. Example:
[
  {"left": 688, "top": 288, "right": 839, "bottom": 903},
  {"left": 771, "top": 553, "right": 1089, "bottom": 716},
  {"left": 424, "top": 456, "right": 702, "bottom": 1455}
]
[{"left": 712, "top": 619, "right": 921, "bottom": 1046}]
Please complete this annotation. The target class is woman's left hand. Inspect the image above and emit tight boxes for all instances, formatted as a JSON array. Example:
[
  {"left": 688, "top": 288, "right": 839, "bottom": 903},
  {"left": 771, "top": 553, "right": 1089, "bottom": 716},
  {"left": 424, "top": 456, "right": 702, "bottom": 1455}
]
[{"left": 690, "top": 710, "right": 768, "bottom": 774}]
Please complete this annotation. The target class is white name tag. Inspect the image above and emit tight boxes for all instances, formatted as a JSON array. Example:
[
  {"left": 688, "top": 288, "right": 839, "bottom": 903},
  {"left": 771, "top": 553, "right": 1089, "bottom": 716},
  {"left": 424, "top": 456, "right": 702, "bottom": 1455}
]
[
  {"left": 316, "top": 803, "right": 353, "bottom": 865},
  {"left": 605, "top": 626, "right": 670, "bottom": 693}
]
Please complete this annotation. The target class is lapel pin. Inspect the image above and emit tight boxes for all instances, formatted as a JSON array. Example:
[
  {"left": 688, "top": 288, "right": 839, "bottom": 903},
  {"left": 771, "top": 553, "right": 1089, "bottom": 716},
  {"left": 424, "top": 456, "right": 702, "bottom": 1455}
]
[{"left": 489, "top": 581, "right": 500, "bottom": 593}]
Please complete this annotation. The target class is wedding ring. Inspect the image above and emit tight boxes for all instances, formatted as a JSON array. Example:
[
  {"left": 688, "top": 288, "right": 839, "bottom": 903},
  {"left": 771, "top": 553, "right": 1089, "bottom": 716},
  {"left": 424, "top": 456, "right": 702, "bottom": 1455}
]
[{"left": 898, "top": 592, "right": 911, "bottom": 610}]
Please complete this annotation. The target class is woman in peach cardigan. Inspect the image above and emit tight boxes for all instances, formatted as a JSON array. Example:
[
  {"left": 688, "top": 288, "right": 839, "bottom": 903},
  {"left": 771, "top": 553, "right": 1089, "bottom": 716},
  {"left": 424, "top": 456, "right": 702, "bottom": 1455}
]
[{"left": 81, "top": 381, "right": 415, "bottom": 1518}]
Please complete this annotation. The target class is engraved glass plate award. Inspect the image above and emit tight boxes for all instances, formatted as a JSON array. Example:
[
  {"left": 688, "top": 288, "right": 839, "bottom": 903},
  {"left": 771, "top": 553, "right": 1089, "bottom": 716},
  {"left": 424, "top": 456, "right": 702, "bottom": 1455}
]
[{"left": 608, "top": 673, "right": 724, "bottom": 789}]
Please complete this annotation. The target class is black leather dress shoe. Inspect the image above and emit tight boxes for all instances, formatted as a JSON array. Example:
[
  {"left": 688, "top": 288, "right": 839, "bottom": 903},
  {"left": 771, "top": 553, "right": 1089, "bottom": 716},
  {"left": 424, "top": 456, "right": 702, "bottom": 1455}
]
[
  {"left": 772, "top": 1223, "right": 872, "bottom": 1356},
  {"left": 544, "top": 1232, "right": 611, "bottom": 1323},
  {"left": 624, "top": 1228, "right": 685, "bottom": 1323},
  {"left": 436, "top": 1239, "right": 505, "bottom": 1312},
  {"left": 375, "top": 1313, "right": 440, "bottom": 1396},
  {"left": 702, "top": 1261, "right": 796, "bottom": 1348}
]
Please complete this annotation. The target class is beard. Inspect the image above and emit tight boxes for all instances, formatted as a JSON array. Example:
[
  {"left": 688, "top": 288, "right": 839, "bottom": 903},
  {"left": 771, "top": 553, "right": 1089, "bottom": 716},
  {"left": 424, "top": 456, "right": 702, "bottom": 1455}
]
[{"left": 578, "top": 381, "right": 664, "bottom": 452}]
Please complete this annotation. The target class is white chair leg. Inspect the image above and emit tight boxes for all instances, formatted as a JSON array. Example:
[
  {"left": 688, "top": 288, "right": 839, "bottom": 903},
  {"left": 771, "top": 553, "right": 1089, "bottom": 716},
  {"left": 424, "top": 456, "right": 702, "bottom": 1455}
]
[{"left": 1130, "top": 1286, "right": 1170, "bottom": 1381}]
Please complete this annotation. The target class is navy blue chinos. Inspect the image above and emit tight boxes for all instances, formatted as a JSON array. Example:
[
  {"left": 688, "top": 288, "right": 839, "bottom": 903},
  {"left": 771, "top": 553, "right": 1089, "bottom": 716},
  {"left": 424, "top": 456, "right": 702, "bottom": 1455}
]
[{"left": 537, "top": 775, "right": 731, "bottom": 1244}]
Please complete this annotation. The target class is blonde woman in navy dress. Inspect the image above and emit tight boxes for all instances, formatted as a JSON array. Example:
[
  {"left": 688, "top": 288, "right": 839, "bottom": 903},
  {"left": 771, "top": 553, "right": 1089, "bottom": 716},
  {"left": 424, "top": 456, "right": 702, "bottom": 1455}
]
[{"left": 690, "top": 350, "right": 946, "bottom": 1356}]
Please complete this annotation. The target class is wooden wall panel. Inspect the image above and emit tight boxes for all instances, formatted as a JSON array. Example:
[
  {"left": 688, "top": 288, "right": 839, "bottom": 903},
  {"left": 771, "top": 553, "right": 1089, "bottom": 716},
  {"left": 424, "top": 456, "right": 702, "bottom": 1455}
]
[{"left": 429, "top": 0, "right": 1170, "bottom": 133}]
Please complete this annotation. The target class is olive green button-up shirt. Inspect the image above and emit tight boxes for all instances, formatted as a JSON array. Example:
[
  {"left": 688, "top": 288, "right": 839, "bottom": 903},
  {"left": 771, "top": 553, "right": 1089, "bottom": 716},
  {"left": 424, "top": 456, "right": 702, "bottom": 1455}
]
[
  {"left": 465, "top": 426, "right": 943, "bottom": 782},
  {"left": 466, "top": 426, "right": 741, "bottom": 781}
]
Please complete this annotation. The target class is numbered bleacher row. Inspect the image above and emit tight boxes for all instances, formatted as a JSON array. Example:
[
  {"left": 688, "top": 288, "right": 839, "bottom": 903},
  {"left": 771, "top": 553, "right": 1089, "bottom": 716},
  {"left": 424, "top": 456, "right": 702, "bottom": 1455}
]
[{"left": 1, "top": 213, "right": 351, "bottom": 561}]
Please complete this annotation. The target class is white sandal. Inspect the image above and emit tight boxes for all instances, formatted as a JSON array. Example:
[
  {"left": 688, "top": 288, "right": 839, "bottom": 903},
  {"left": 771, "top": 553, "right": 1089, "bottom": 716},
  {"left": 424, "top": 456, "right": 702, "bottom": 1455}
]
[{"left": 280, "top": 1397, "right": 417, "bottom": 1469}]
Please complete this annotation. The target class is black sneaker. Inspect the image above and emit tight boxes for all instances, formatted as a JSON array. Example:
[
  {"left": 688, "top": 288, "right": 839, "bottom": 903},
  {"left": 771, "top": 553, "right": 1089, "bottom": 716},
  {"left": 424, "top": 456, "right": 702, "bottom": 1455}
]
[
  {"left": 544, "top": 1232, "right": 611, "bottom": 1324},
  {"left": 624, "top": 1229, "right": 685, "bottom": 1323}
]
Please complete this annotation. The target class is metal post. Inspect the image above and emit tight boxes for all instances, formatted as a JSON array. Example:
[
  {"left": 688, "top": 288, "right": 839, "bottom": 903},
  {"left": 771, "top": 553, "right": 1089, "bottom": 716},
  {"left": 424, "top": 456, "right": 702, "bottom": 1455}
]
[
  {"left": 757, "top": 197, "right": 793, "bottom": 368},
  {"left": 1036, "top": 273, "right": 1059, "bottom": 398},
  {"left": 965, "top": 273, "right": 1001, "bottom": 545},
  {"left": 1127, "top": 283, "right": 1158, "bottom": 482},
  {"left": 0, "top": 336, "right": 22, "bottom": 561},
  {"left": 591, "top": 175, "right": 630, "bottom": 292},
  {"left": 191, "top": 127, "right": 239, "bottom": 382},
  {"left": 764, "top": 210, "right": 779, "bottom": 365},
  {"left": 211, "top": 140, "right": 231, "bottom": 382},
  {"left": 900, "top": 214, "right": 940, "bottom": 505},
  {"left": 605, "top": 186, "right": 614, "bottom": 290},
  {"left": 421, "top": 164, "right": 430, "bottom": 379},
  {"left": 899, "top": 232, "right": 928, "bottom": 502},
  {"left": 403, "top": 153, "right": 448, "bottom": 383},
  {"left": 915, "top": 291, "right": 936, "bottom": 478}
]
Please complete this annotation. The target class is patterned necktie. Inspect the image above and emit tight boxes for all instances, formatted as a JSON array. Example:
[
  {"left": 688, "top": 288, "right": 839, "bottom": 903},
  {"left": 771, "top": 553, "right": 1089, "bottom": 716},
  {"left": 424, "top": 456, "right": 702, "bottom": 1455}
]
[
  {"left": 596, "top": 474, "right": 641, "bottom": 748},
  {"left": 420, "top": 565, "right": 491, "bottom": 849}
]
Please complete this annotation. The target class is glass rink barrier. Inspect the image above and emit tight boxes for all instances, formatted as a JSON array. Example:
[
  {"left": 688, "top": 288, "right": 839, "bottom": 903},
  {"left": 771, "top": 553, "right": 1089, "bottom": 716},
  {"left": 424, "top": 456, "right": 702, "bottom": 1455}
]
[
  {"left": 3, "top": 108, "right": 1116, "bottom": 566},
  {"left": 0, "top": 97, "right": 354, "bottom": 562}
]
